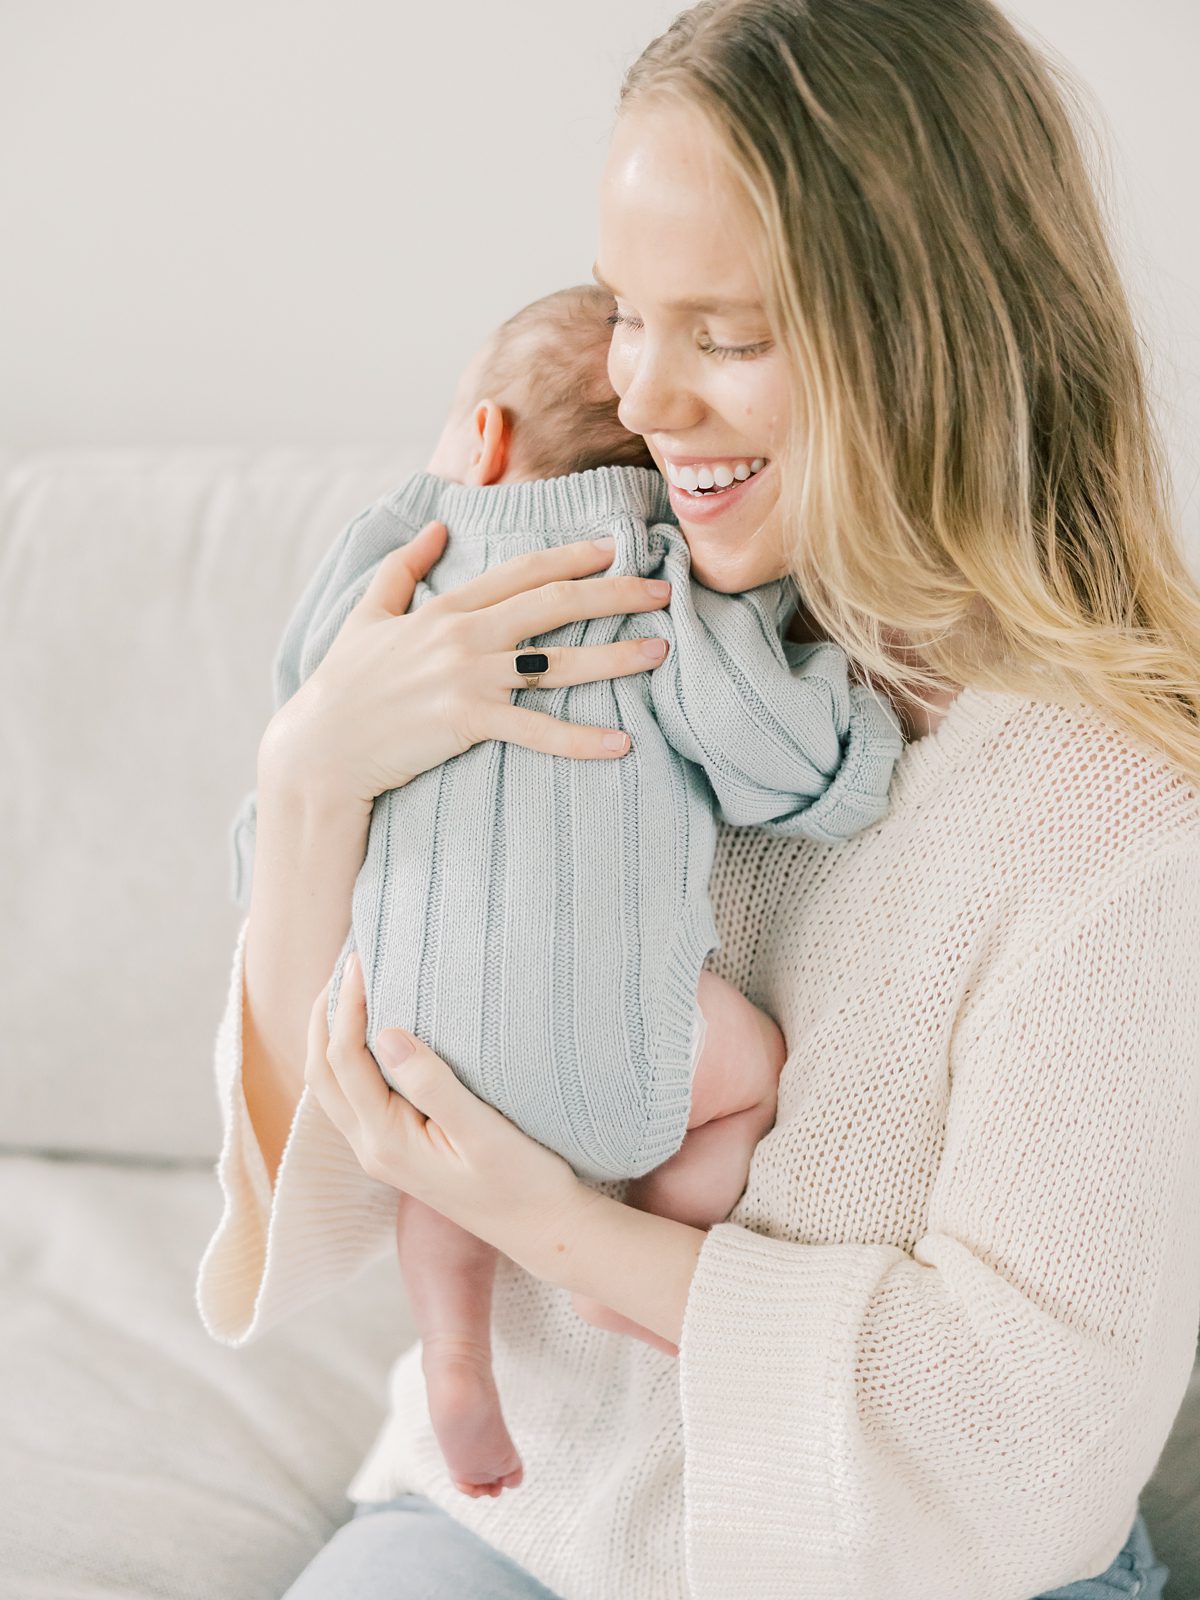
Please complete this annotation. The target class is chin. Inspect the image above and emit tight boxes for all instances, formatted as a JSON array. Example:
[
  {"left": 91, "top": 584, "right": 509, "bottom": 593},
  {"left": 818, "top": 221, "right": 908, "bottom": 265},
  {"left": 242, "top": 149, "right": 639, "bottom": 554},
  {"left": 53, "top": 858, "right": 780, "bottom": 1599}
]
[
  {"left": 683, "top": 558, "right": 747, "bottom": 594},
  {"left": 673, "top": 524, "right": 787, "bottom": 594}
]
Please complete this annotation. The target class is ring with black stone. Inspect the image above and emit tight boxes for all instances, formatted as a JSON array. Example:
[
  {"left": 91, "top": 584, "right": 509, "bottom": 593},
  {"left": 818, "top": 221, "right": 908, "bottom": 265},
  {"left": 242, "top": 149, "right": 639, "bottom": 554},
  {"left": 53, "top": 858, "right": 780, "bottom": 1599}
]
[{"left": 514, "top": 649, "right": 549, "bottom": 688}]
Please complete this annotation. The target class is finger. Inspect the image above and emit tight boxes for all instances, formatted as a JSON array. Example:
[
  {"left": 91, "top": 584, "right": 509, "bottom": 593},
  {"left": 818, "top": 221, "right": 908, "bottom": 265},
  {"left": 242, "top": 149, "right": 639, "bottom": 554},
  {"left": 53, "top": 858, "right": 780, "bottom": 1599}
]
[
  {"left": 466, "top": 698, "right": 633, "bottom": 762},
  {"left": 304, "top": 974, "right": 358, "bottom": 1139},
  {"left": 429, "top": 535, "right": 620, "bottom": 619},
  {"left": 477, "top": 570, "right": 672, "bottom": 653},
  {"left": 352, "top": 522, "right": 449, "bottom": 624},
  {"left": 374, "top": 1029, "right": 500, "bottom": 1148},
  {"left": 487, "top": 632, "right": 669, "bottom": 693},
  {"left": 327, "top": 950, "right": 393, "bottom": 1124}
]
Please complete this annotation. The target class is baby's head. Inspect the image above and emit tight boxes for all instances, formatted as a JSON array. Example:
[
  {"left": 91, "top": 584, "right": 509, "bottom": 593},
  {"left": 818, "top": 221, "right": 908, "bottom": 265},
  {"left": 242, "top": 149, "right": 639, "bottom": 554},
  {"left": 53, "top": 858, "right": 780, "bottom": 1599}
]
[{"left": 427, "top": 284, "right": 655, "bottom": 485}]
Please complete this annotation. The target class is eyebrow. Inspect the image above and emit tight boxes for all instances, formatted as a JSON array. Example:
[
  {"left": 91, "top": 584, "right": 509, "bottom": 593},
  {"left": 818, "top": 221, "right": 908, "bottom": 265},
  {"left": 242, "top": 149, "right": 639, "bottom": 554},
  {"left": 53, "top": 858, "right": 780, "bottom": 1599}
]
[{"left": 591, "top": 262, "right": 763, "bottom": 314}]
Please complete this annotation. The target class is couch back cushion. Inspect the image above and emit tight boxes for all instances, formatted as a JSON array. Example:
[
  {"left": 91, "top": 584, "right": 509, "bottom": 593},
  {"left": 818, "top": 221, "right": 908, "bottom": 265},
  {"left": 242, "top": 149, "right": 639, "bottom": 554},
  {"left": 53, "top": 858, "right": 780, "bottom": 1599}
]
[{"left": 0, "top": 448, "right": 421, "bottom": 1161}]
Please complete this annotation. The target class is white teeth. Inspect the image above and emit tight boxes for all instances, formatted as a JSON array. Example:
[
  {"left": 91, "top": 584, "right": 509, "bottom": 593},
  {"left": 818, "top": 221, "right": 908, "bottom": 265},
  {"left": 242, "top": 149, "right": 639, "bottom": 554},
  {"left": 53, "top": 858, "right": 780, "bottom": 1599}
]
[{"left": 666, "top": 457, "right": 767, "bottom": 494}]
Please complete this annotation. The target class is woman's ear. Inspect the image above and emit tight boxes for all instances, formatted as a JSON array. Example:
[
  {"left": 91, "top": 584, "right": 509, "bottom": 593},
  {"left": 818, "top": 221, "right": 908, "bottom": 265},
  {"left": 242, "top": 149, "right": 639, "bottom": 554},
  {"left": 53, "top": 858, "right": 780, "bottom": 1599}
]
[{"left": 467, "top": 399, "right": 511, "bottom": 486}]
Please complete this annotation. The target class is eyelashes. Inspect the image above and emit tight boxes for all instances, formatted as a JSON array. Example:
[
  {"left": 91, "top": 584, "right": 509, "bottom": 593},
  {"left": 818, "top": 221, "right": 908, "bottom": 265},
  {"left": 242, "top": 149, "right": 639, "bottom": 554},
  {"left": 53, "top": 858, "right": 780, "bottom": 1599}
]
[{"left": 604, "top": 309, "right": 772, "bottom": 362}]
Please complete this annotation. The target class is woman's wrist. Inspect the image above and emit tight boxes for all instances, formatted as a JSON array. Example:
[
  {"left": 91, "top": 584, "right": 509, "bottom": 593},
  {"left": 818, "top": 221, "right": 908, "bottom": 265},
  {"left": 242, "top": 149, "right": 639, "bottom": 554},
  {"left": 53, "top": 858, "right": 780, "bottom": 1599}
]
[
  {"left": 257, "top": 703, "right": 374, "bottom": 822},
  {"left": 519, "top": 1180, "right": 707, "bottom": 1348}
]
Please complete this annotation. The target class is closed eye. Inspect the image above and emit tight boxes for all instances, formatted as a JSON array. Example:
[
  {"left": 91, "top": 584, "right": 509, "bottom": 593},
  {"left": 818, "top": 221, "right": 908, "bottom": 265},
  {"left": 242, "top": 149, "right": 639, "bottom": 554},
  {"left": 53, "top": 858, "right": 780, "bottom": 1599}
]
[{"left": 604, "top": 309, "right": 772, "bottom": 362}]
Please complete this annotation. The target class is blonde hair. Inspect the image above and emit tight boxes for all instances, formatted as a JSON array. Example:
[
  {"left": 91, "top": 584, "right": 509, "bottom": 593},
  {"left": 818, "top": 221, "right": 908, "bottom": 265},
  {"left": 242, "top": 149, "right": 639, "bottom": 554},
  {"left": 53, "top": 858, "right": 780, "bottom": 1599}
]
[
  {"left": 620, "top": 0, "right": 1200, "bottom": 781},
  {"left": 481, "top": 285, "right": 655, "bottom": 478}
]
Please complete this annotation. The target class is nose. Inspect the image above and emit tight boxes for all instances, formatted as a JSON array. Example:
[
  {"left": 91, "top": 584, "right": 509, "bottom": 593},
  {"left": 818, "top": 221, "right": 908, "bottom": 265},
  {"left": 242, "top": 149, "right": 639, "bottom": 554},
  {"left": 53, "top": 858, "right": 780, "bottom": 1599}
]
[{"left": 614, "top": 335, "right": 703, "bottom": 441}]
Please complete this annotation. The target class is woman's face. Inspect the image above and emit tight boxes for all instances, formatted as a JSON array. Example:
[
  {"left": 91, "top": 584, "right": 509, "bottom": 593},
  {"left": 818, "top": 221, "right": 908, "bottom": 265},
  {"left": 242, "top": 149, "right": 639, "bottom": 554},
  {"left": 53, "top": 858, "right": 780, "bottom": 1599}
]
[{"left": 597, "top": 101, "right": 792, "bottom": 593}]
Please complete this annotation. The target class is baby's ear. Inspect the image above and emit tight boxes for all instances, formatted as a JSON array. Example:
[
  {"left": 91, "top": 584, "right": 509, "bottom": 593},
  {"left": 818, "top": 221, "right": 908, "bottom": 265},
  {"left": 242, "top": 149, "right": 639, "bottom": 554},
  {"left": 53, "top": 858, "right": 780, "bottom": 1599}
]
[{"left": 469, "top": 398, "right": 511, "bottom": 486}]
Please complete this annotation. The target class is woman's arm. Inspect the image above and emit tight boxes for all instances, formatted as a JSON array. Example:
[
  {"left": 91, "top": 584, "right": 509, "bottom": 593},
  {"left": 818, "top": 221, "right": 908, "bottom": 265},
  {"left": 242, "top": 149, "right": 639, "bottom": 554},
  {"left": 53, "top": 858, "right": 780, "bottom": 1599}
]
[
  {"left": 306, "top": 951, "right": 711, "bottom": 1345},
  {"left": 528, "top": 1185, "right": 706, "bottom": 1347},
  {"left": 240, "top": 747, "right": 371, "bottom": 1190},
  {"left": 197, "top": 743, "right": 399, "bottom": 1347},
  {"left": 197, "top": 513, "right": 456, "bottom": 1346},
  {"left": 668, "top": 846, "right": 1200, "bottom": 1600},
  {"left": 197, "top": 518, "right": 675, "bottom": 1347},
  {"left": 230, "top": 500, "right": 461, "bottom": 1189}
]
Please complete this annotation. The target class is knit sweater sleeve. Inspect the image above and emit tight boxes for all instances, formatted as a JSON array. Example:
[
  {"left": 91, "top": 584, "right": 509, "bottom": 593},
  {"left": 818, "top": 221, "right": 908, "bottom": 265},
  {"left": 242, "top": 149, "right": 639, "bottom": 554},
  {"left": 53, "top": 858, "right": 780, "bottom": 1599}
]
[
  {"left": 194, "top": 914, "right": 398, "bottom": 1347},
  {"left": 677, "top": 844, "right": 1200, "bottom": 1600}
]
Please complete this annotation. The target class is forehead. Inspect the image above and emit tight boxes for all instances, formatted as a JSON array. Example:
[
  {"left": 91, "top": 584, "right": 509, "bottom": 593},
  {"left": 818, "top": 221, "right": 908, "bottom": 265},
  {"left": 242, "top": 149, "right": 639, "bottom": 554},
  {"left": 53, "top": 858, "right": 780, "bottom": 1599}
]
[{"left": 596, "top": 103, "right": 764, "bottom": 307}]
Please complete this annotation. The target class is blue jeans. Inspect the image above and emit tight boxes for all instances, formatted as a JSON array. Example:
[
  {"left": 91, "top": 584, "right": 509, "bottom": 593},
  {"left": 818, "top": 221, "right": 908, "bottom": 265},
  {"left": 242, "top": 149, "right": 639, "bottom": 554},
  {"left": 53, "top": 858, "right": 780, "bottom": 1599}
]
[
  {"left": 279, "top": 1493, "right": 563, "bottom": 1598},
  {"left": 1032, "top": 1508, "right": 1169, "bottom": 1599},
  {"left": 279, "top": 1493, "right": 1168, "bottom": 1599}
]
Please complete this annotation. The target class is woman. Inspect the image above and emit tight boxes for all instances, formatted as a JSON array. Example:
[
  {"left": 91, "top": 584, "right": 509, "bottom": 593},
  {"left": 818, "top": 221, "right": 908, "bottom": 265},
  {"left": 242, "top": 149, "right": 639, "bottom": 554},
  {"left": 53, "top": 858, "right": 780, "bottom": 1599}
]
[{"left": 196, "top": 1, "right": 1200, "bottom": 1596}]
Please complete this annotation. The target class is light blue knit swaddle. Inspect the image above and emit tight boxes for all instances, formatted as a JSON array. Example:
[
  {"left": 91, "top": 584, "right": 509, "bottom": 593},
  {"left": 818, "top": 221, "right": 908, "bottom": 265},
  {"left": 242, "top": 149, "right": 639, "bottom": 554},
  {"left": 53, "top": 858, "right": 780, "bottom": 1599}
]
[{"left": 230, "top": 466, "right": 903, "bottom": 1183}]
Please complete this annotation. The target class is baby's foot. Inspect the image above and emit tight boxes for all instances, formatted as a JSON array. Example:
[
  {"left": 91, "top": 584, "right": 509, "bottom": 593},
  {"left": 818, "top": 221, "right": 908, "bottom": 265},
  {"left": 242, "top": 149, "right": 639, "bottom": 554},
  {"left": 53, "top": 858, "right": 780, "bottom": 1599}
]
[{"left": 421, "top": 1335, "right": 525, "bottom": 1499}]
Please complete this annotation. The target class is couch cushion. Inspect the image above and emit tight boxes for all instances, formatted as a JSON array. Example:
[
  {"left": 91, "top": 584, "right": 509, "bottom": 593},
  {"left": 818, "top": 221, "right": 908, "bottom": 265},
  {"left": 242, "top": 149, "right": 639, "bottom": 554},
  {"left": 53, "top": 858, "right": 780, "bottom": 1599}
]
[
  {"left": 0, "top": 448, "right": 421, "bottom": 1162},
  {"left": 0, "top": 1154, "right": 417, "bottom": 1598}
]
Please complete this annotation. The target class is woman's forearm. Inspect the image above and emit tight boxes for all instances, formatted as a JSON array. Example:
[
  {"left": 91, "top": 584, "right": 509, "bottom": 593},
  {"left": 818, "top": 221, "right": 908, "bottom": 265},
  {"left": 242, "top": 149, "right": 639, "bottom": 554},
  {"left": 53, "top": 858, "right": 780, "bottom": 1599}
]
[
  {"left": 525, "top": 1186, "right": 708, "bottom": 1348},
  {"left": 240, "top": 739, "right": 373, "bottom": 1190}
]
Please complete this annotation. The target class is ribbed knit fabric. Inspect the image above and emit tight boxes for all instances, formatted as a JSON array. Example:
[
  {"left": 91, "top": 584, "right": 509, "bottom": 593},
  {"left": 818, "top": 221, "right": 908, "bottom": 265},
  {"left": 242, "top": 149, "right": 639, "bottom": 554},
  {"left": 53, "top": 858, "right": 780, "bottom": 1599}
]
[
  {"left": 198, "top": 686, "right": 1200, "bottom": 1600},
  {"left": 229, "top": 466, "right": 903, "bottom": 1181}
]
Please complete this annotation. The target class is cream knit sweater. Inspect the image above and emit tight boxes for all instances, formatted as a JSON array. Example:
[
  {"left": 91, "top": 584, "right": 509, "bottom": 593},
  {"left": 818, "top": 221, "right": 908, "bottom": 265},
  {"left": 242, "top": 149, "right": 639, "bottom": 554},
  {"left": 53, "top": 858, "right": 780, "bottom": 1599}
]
[{"left": 196, "top": 686, "right": 1200, "bottom": 1600}]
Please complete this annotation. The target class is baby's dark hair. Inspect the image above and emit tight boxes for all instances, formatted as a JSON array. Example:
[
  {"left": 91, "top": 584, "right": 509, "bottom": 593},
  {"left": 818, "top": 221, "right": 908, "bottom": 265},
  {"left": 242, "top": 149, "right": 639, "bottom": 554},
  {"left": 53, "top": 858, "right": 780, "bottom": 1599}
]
[{"left": 477, "top": 284, "right": 655, "bottom": 478}]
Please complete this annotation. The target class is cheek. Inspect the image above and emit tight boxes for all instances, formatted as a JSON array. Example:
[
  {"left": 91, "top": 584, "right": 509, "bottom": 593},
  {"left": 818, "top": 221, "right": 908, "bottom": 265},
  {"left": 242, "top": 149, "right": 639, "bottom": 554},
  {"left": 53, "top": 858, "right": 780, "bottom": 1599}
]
[
  {"left": 764, "top": 368, "right": 793, "bottom": 441},
  {"left": 606, "top": 338, "right": 630, "bottom": 398},
  {"left": 730, "top": 368, "right": 789, "bottom": 447}
]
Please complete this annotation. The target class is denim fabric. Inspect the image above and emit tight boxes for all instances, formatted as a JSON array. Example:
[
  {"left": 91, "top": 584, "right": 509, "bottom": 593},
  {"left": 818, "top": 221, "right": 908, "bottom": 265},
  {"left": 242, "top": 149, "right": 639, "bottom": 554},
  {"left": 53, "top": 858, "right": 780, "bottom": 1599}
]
[
  {"left": 1032, "top": 1509, "right": 1169, "bottom": 1598},
  {"left": 279, "top": 1492, "right": 562, "bottom": 1599},
  {"left": 279, "top": 1493, "right": 1166, "bottom": 1599}
]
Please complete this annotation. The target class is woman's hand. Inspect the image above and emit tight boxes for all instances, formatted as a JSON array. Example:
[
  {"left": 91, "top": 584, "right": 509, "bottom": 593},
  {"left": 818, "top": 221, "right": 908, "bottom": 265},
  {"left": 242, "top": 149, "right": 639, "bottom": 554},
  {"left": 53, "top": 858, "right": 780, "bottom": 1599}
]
[
  {"left": 306, "top": 945, "right": 709, "bottom": 1348},
  {"left": 261, "top": 519, "right": 673, "bottom": 812},
  {"left": 304, "top": 948, "right": 589, "bottom": 1270}
]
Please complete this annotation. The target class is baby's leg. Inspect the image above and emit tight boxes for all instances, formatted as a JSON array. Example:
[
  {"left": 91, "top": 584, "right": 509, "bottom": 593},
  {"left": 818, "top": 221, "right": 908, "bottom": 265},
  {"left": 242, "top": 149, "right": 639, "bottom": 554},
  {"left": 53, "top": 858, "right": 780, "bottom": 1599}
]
[
  {"left": 395, "top": 1193, "right": 524, "bottom": 1498},
  {"left": 572, "top": 970, "right": 786, "bottom": 1353},
  {"left": 625, "top": 969, "right": 785, "bottom": 1226}
]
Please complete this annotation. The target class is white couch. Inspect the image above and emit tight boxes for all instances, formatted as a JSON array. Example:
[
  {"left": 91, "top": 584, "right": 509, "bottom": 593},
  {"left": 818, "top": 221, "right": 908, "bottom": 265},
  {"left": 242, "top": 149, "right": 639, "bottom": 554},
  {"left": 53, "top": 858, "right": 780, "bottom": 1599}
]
[{"left": 2, "top": 448, "right": 1197, "bottom": 1599}]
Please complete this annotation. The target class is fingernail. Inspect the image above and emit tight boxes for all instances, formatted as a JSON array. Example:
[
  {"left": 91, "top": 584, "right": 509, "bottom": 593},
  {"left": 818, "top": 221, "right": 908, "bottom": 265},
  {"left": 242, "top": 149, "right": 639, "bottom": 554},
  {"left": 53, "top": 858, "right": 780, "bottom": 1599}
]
[
  {"left": 647, "top": 579, "right": 671, "bottom": 597},
  {"left": 592, "top": 536, "right": 616, "bottom": 551},
  {"left": 640, "top": 637, "right": 668, "bottom": 660},
  {"left": 376, "top": 1030, "right": 415, "bottom": 1067},
  {"left": 602, "top": 731, "right": 630, "bottom": 751}
]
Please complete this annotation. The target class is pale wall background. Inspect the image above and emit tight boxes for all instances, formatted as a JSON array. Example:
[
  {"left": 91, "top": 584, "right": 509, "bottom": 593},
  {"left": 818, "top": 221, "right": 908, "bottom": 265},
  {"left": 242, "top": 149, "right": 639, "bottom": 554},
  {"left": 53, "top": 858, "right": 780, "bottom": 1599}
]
[{"left": 1, "top": 0, "right": 1197, "bottom": 556}]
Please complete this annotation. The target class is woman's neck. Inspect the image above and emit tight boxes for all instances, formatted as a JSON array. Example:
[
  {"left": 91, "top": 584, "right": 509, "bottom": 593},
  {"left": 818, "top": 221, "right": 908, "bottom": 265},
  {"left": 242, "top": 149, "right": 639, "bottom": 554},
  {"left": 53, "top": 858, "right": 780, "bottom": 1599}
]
[{"left": 886, "top": 680, "right": 961, "bottom": 743}]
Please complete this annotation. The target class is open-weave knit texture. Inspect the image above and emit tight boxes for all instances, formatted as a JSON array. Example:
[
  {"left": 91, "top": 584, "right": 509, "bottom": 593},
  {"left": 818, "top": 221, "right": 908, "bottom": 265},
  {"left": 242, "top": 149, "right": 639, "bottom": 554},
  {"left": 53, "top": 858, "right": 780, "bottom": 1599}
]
[
  {"left": 228, "top": 466, "right": 902, "bottom": 1181},
  {"left": 197, "top": 686, "right": 1200, "bottom": 1600}
]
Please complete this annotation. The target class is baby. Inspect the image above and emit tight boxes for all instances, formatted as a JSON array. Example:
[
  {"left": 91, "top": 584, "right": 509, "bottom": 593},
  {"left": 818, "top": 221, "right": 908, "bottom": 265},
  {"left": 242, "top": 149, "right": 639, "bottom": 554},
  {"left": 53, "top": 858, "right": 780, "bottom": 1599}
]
[{"left": 230, "top": 284, "right": 904, "bottom": 1498}]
